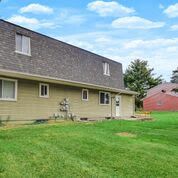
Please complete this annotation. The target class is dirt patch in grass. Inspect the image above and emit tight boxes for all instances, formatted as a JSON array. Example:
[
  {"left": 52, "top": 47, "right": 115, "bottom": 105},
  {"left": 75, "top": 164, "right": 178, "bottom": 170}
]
[{"left": 116, "top": 132, "right": 137, "bottom": 138}]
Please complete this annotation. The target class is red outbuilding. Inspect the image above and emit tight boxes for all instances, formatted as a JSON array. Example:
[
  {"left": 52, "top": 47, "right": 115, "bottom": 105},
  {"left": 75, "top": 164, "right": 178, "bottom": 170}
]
[{"left": 143, "top": 83, "right": 178, "bottom": 111}]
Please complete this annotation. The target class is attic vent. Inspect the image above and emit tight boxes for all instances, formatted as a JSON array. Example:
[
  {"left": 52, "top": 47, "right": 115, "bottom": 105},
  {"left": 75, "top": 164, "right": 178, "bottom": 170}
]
[{"left": 161, "top": 90, "right": 166, "bottom": 93}]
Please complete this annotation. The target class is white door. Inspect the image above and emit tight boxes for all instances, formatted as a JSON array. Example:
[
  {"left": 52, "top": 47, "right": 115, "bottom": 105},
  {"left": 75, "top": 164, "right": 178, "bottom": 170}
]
[{"left": 115, "top": 95, "right": 121, "bottom": 117}]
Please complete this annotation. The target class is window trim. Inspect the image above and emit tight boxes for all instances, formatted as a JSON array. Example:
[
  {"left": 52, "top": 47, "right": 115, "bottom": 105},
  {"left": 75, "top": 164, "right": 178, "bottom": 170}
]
[
  {"left": 39, "top": 83, "right": 49, "bottom": 98},
  {"left": 0, "top": 78, "right": 18, "bottom": 101},
  {"left": 82, "top": 89, "right": 89, "bottom": 101},
  {"left": 15, "top": 50, "right": 31, "bottom": 56},
  {"left": 99, "top": 91, "right": 111, "bottom": 105},
  {"left": 103, "top": 62, "right": 110, "bottom": 76},
  {"left": 15, "top": 33, "right": 31, "bottom": 56}
]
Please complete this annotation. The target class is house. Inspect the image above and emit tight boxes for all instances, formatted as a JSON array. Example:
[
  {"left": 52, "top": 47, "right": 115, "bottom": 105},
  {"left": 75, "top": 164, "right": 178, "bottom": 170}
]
[
  {"left": 143, "top": 83, "right": 178, "bottom": 111},
  {"left": 0, "top": 19, "right": 137, "bottom": 122}
]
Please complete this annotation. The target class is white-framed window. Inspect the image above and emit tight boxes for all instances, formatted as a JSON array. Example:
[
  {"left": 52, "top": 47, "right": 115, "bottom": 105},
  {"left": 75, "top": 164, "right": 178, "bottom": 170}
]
[
  {"left": 0, "top": 78, "right": 17, "bottom": 101},
  {"left": 103, "top": 62, "right": 110, "bottom": 76},
  {"left": 39, "top": 83, "right": 49, "bottom": 98},
  {"left": 82, "top": 89, "right": 89, "bottom": 101},
  {"left": 15, "top": 33, "right": 31, "bottom": 56},
  {"left": 99, "top": 91, "right": 110, "bottom": 105}
]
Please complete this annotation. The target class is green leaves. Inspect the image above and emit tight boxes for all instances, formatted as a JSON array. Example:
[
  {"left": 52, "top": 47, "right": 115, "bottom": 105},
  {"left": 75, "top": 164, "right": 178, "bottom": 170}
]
[
  {"left": 171, "top": 67, "right": 178, "bottom": 83},
  {"left": 124, "top": 59, "right": 163, "bottom": 109}
]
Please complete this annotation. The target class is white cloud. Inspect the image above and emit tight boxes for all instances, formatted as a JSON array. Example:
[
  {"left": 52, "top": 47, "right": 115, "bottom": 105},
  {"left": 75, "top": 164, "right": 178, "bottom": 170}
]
[
  {"left": 56, "top": 32, "right": 177, "bottom": 81},
  {"left": 7, "top": 15, "right": 56, "bottom": 30},
  {"left": 58, "top": 9, "right": 86, "bottom": 25},
  {"left": 87, "top": 0, "right": 135, "bottom": 17},
  {"left": 164, "top": 3, "right": 178, "bottom": 18},
  {"left": 123, "top": 38, "right": 178, "bottom": 49},
  {"left": 111, "top": 16, "right": 165, "bottom": 29},
  {"left": 170, "top": 24, "right": 178, "bottom": 31},
  {"left": 8, "top": 8, "right": 85, "bottom": 31},
  {"left": 20, "top": 3, "right": 53, "bottom": 14}
]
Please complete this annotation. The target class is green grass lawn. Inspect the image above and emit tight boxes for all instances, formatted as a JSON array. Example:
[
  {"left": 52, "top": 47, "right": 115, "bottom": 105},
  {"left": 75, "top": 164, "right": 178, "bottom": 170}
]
[{"left": 0, "top": 112, "right": 178, "bottom": 178}]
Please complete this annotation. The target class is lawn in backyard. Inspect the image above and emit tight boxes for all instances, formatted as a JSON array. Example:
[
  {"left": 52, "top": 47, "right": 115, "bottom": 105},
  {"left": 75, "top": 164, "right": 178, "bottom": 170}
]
[{"left": 0, "top": 112, "right": 178, "bottom": 177}]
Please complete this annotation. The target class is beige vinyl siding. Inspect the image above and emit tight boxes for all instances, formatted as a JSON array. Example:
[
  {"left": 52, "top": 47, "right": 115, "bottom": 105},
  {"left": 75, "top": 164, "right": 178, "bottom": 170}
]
[
  {"left": 0, "top": 77, "right": 135, "bottom": 121},
  {"left": 119, "top": 94, "right": 135, "bottom": 117},
  {"left": 0, "top": 79, "right": 112, "bottom": 121}
]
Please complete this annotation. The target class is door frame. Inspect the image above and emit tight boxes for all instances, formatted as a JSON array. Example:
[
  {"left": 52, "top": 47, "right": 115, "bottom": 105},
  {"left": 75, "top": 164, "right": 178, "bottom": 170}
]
[{"left": 115, "top": 95, "right": 121, "bottom": 117}]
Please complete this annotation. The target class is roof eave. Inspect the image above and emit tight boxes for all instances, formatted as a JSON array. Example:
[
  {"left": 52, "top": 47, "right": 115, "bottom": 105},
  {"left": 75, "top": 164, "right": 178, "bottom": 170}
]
[{"left": 0, "top": 69, "right": 137, "bottom": 95}]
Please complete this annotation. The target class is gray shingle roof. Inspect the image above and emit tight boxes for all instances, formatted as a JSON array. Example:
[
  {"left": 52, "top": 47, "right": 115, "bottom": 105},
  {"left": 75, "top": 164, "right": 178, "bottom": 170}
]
[{"left": 0, "top": 20, "right": 124, "bottom": 90}]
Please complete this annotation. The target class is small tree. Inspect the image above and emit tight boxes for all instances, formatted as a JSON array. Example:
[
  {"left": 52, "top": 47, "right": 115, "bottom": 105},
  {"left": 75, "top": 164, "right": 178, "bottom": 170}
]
[
  {"left": 171, "top": 67, "right": 178, "bottom": 83},
  {"left": 124, "top": 59, "right": 163, "bottom": 109}
]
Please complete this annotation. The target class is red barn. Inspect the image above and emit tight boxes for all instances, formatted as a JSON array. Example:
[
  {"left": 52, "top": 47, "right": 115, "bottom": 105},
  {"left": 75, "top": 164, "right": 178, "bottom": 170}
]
[{"left": 143, "top": 83, "right": 178, "bottom": 111}]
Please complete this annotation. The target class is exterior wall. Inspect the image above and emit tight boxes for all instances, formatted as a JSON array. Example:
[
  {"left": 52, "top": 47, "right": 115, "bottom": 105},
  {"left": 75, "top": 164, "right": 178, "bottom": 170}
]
[
  {"left": 0, "top": 78, "right": 116, "bottom": 121},
  {"left": 0, "top": 78, "right": 135, "bottom": 121},
  {"left": 143, "top": 93, "right": 178, "bottom": 111},
  {"left": 120, "top": 94, "right": 135, "bottom": 117}
]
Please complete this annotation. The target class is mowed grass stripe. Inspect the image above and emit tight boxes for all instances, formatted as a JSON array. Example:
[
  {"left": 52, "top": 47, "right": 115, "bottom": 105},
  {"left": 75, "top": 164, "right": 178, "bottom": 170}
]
[{"left": 0, "top": 112, "right": 178, "bottom": 177}]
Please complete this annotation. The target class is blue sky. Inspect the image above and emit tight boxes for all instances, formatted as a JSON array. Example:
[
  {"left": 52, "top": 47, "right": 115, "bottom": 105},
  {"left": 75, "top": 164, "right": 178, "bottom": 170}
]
[{"left": 0, "top": 0, "right": 178, "bottom": 81}]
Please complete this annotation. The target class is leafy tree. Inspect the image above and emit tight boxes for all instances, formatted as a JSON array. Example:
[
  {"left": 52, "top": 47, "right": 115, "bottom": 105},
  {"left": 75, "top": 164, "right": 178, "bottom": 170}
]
[
  {"left": 171, "top": 67, "right": 178, "bottom": 83},
  {"left": 124, "top": 59, "right": 163, "bottom": 109}
]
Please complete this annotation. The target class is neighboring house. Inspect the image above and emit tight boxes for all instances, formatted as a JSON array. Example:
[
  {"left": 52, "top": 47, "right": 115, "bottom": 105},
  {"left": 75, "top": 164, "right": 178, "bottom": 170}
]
[
  {"left": 0, "top": 19, "right": 137, "bottom": 121},
  {"left": 143, "top": 83, "right": 178, "bottom": 111}
]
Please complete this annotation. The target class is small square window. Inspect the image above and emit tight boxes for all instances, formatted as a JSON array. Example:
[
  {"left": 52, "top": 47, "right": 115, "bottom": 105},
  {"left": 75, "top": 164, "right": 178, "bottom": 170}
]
[
  {"left": 103, "top": 62, "right": 110, "bottom": 76},
  {"left": 16, "top": 33, "right": 31, "bottom": 55},
  {"left": 82, "top": 89, "right": 89, "bottom": 101},
  {"left": 99, "top": 91, "right": 110, "bottom": 105},
  {"left": 39, "top": 83, "right": 49, "bottom": 98}
]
